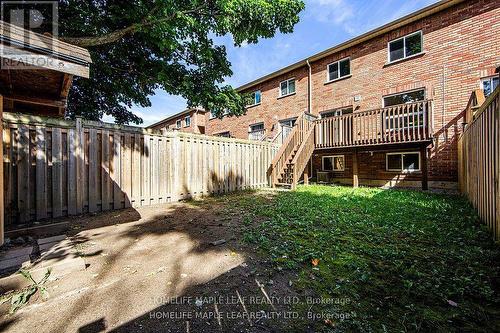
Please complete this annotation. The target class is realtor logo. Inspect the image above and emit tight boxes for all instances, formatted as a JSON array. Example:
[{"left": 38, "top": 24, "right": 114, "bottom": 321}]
[{"left": 0, "top": 1, "right": 59, "bottom": 69}]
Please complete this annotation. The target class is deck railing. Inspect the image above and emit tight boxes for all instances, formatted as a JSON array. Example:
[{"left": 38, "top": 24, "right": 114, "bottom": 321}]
[
  {"left": 315, "top": 100, "right": 433, "bottom": 148},
  {"left": 269, "top": 112, "right": 316, "bottom": 186},
  {"left": 271, "top": 125, "right": 293, "bottom": 145},
  {"left": 290, "top": 124, "right": 316, "bottom": 189}
]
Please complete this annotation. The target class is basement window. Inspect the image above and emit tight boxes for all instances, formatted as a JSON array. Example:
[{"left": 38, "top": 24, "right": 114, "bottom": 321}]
[
  {"left": 322, "top": 155, "right": 345, "bottom": 171},
  {"left": 279, "top": 78, "right": 296, "bottom": 97},
  {"left": 388, "top": 31, "right": 422, "bottom": 63},
  {"left": 327, "top": 58, "right": 351, "bottom": 82},
  {"left": 386, "top": 152, "right": 420, "bottom": 172},
  {"left": 481, "top": 76, "right": 499, "bottom": 97}
]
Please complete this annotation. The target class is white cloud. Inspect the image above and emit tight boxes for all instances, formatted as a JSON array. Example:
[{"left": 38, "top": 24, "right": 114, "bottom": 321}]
[{"left": 307, "top": 0, "right": 354, "bottom": 25}]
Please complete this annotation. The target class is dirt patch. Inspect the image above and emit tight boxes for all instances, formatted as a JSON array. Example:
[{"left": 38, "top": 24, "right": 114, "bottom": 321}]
[{"left": 0, "top": 191, "right": 300, "bottom": 332}]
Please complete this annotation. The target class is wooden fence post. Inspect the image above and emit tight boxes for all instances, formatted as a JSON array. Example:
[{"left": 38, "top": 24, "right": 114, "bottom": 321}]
[
  {"left": 421, "top": 145, "right": 428, "bottom": 191},
  {"left": 75, "top": 117, "right": 84, "bottom": 214},
  {"left": 172, "top": 132, "right": 181, "bottom": 201}
]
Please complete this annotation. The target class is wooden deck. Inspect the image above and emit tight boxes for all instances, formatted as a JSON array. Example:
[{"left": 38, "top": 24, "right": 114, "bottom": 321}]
[{"left": 315, "top": 100, "right": 433, "bottom": 149}]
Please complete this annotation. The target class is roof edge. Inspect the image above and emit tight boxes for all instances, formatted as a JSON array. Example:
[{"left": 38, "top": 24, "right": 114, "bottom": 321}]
[
  {"left": 236, "top": 0, "right": 464, "bottom": 92},
  {"left": 147, "top": 107, "right": 206, "bottom": 129}
]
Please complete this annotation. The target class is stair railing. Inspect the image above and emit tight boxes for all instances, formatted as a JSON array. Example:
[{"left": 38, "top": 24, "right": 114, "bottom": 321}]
[
  {"left": 268, "top": 112, "right": 316, "bottom": 186},
  {"left": 290, "top": 123, "right": 316, "bottom": 189}
]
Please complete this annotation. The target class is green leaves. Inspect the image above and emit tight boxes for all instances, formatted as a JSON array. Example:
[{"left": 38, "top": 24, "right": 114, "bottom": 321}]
[
  {"left": 60, "top": 0, "right": 305, "bottom": 123},
  {"left": 9, "top": 268, "right": 52, "bottom": 313}
]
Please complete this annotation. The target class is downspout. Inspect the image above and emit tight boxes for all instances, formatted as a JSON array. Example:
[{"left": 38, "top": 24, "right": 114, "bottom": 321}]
[
  {"left": 306, "top": 59, "right": 312, "bottom": 113},
  {"left": 306, "top": 59, "right": 313, "bottom": 180}
]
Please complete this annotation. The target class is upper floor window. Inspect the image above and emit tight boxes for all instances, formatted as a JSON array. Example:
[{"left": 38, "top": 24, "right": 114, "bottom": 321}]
[
  {"left": 321, "top": 106, "right": 353, "bottom": 118},
  {"left": 279, "top": 78, "right": 296, "bottom": 97},
  {"left": 184, "top": 116, "right": 191, "bottom": 127},
  {"left": 209, "top": 109, "right": 229, "bottom": 120},
  {"left": 327, "top": 58, "right": 350, "bottom": 82},
  {"left": 249, "top": 90, "right": 261, "bottom": 106},
  {"left": 176, "top": 120, "right": 182, "bottom": 129},
  {"left": 481, "top": 76, "right": 499, "bottom": 97},
  {"left": 388, "top": 31, "right": 422, "bottom": 63},
  {"left": 383, "top": 89, "right": 425, "bottom": 107}
]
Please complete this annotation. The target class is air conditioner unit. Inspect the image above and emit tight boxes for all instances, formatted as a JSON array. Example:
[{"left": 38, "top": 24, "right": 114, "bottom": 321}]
[{"left": 317, "top": 171, "right": 330, "bottom": 183}]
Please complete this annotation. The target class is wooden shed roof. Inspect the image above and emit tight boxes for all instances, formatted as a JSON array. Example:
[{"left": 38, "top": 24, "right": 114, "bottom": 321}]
[{"left": 0, "top": 20, "right": 92, "bottom": 116}]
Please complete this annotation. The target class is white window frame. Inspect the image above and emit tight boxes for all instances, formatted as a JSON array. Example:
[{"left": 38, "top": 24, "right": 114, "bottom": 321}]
[
  {"left": 176, "top": 119, "right": 182, "bottom": 129},
  {"left": 248, "top": 90, "right": 262, "bottom": 107},
  {"left": 386, "top": 152, "right": 421, "bottom": 172},
  {"left": 279, "top": 78, "right": 296, "bottom": 97},
  {"left": 184, "top": 116, "right": 191, "bottom": 127},
  {"left": 387, "top": 31, "right": 423, "bottom": 63},
  {"left": 322, "top": 155, "right": 345, "bottom": 172},
  {"left": 326, "top": 57, "right": 351, "bottom": 83},
  {"left": 382, "top": 88, "right": 426, "bottom": 108},
  {"left": 480, "top": 75, "right": 499, "bottom": 96},
  {"left": 249, "top": 122, "right": 265, "bottom": 133},
  {"left": 320, "top": 106, "right": 354, "bottom": 118}
]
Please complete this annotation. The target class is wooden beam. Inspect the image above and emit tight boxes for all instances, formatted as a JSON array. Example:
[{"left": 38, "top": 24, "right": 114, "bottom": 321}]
[
  {"left": 0, "top": 44, "right": 90, "bottom": 78},
  {"left": 60, "top": 74, "right": 74, "bottom": 99},
  {"left": 58, "top": 74, "right": 73, "bottom": 116},
  {"left": 421, "top": 145, "right": 428, "bottom": 190},
  {"left": 353, "top": 150, "right": 359, "bottom": 188},
  {"left": 3, "top": 94, "right": 65, "bottom": 108}
]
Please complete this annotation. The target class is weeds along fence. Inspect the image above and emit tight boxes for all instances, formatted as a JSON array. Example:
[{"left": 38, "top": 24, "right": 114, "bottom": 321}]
[
  {"left": 2, "top": 113, "right": 279, "bottom": 226},
  {"left": 458, "top": 86, "right": 499, "bottom": 240}
]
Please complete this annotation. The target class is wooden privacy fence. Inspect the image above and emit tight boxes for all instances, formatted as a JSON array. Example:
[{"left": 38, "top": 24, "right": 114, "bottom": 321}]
[
  {"left": 458, "top": 86, "right": 499, "bottom": 240},
  {"left": 2, "top": 113, "right": 279, "bottom": 226}
]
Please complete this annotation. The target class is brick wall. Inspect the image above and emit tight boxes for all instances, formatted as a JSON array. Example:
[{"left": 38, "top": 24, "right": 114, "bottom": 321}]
[
  {"left": 150, "top": 110, "right": 206, "bottom": 134},
  {"left": 206, "top": 0, "right": 500, "bottom": 185},
  {"left": 206, "top": 66, "right": 310, "bottom": 139},
  {"left": 312, "top": 148, "right": 426, "bottom": 188}
]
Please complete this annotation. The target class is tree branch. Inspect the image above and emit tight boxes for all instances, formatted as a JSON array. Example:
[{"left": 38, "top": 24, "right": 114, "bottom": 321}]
[{"left": 60, "top": 6, "right": 208, "bottom": 48}]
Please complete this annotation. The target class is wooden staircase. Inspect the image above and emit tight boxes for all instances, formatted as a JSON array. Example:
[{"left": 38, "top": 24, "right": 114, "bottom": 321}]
[{"left": 269, "top": 112, "right": 317, "bottom": 189}]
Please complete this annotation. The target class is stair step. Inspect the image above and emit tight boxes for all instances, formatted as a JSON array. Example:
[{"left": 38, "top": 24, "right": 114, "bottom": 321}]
[{"left": 275, "top": 182, "right": 292, "bottom": 187}]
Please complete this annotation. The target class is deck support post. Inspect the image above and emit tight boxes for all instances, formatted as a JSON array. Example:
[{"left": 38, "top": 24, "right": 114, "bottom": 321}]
[
  {"left": 421, "top": 145, "right": 428, "bottom": 191},
  {"left": 303, "top": 160, "right": 310, "bottom": 186},
  {"left": 353, "top": 149, "right": 359, "bottom": 188}
]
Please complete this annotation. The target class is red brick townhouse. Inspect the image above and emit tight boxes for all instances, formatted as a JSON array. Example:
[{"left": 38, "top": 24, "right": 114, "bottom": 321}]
[
  {"left": 148, "top": 108, "right": 207, "bottom": 134},
  {"left": 207, "top": 0, "right": 500, "bottom": 190}
]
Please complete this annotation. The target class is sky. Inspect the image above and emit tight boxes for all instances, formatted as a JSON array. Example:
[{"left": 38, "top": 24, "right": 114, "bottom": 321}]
[{"left": 105, "top": 0, "right": 438, "bottom": 127}]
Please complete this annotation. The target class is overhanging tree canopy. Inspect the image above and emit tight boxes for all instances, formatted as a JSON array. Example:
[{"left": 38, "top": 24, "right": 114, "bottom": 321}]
[{"left": 58, "top": 0, "right": 305, "bottom": 124}]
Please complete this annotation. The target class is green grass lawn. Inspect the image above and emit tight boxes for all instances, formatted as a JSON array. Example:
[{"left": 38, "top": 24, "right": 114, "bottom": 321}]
[{"left": 237, "top": 185, "right": 500, "bottom": 332}]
